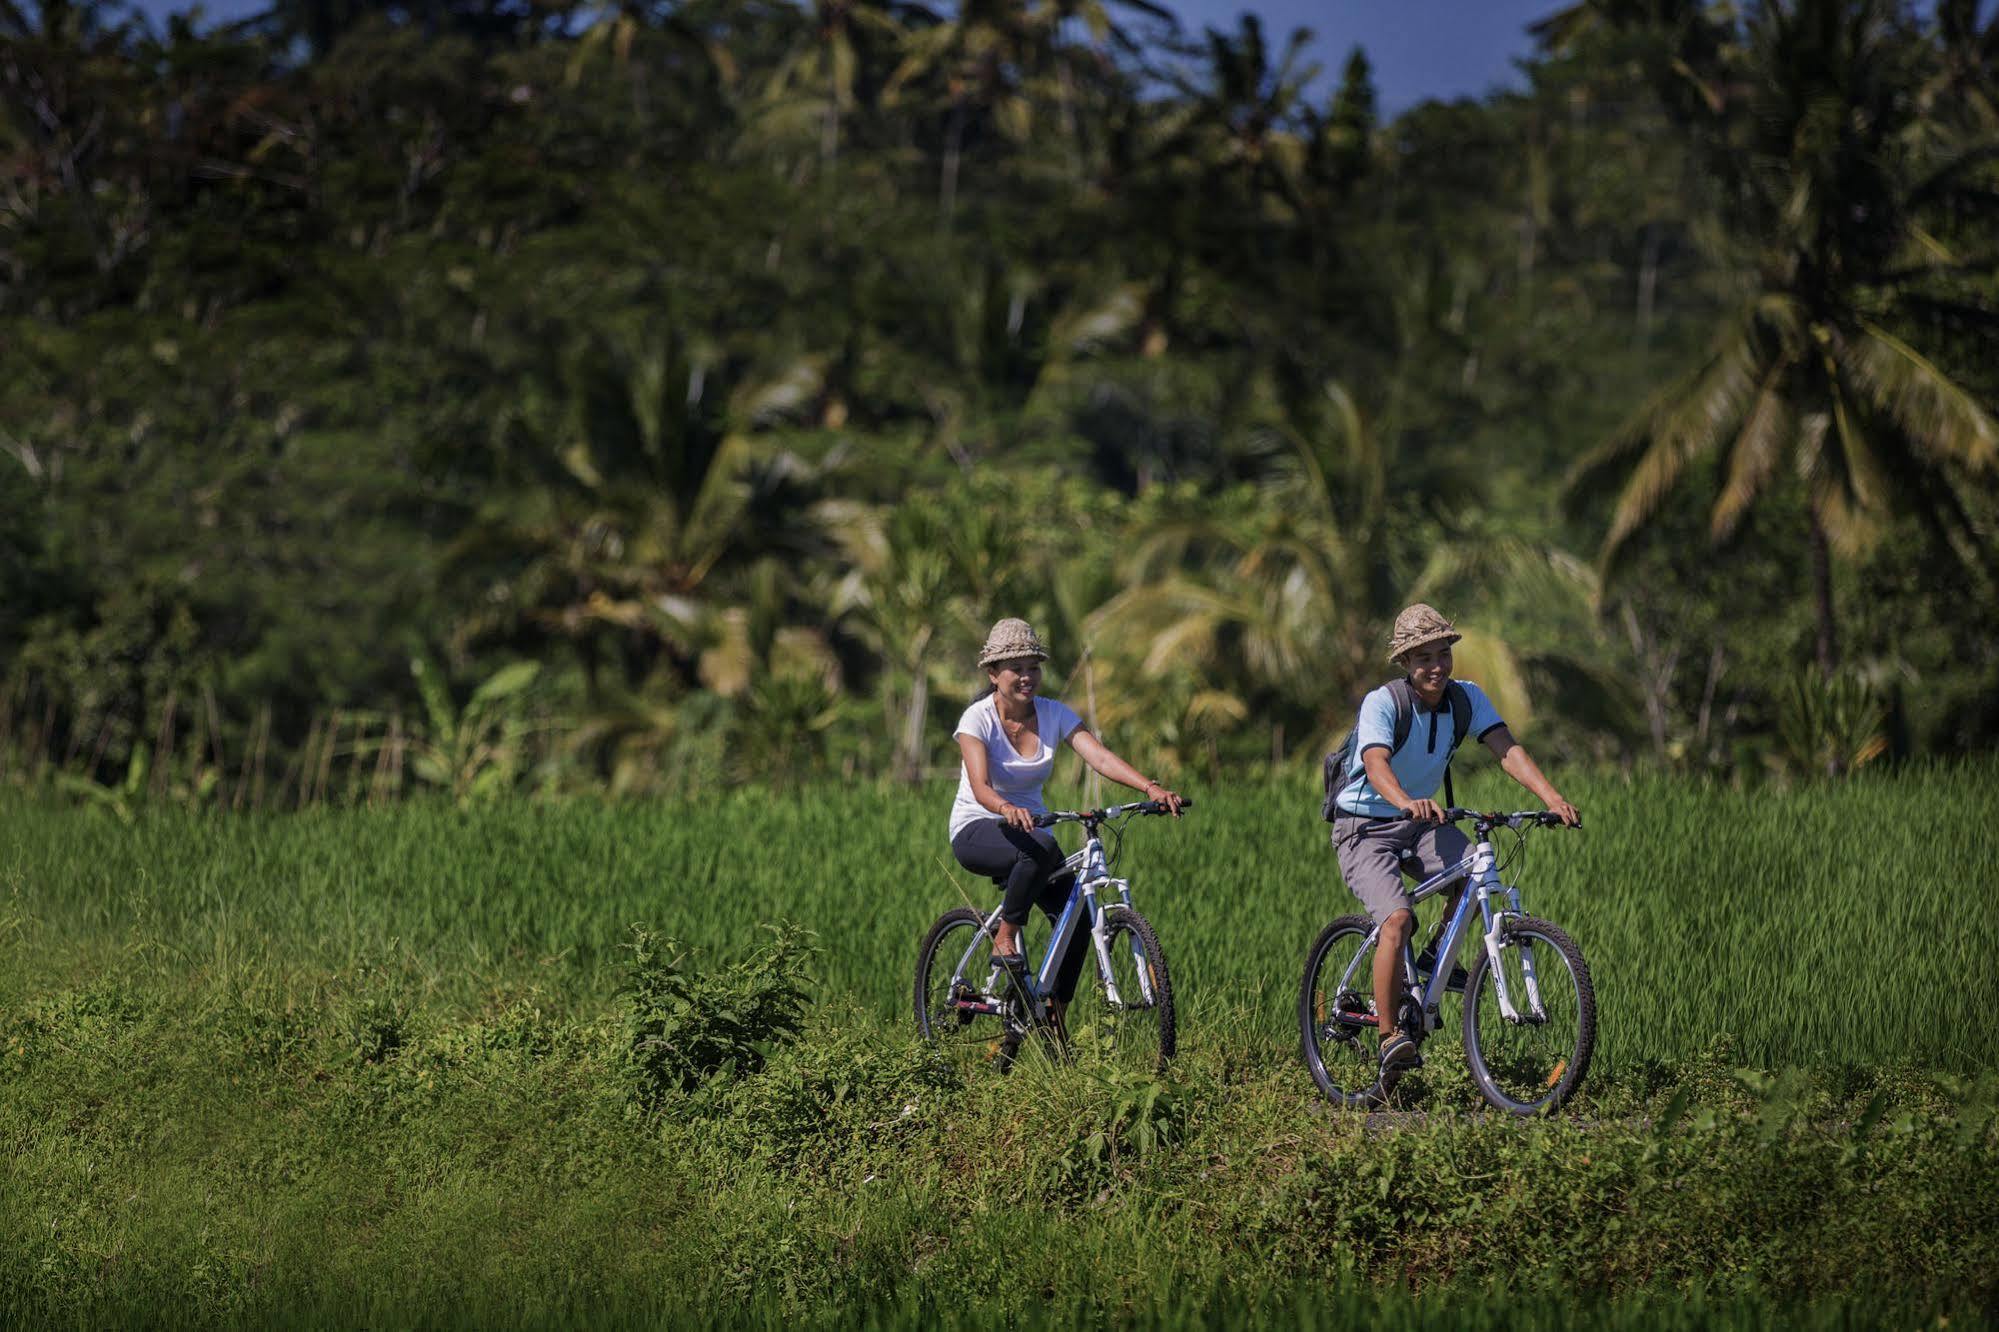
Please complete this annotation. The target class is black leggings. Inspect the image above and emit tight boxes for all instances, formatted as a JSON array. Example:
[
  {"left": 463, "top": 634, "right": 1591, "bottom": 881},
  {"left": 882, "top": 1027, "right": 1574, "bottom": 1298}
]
[{"left": 950, "top": 819, "right": 1090, "bottom": 1003}]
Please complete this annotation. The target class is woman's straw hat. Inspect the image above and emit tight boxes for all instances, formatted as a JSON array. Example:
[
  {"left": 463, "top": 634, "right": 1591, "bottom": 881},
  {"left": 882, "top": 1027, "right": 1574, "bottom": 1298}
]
[
  {"left": 1387, "top": 603, "right": 1461, "bottom": 662},
  {"left": 978, "top": 618, "right": 1049, "bottom": 668}
]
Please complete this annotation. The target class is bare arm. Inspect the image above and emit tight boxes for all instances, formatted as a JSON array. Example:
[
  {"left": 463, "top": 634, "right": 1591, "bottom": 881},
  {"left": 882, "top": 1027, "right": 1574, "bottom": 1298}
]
[
  {"left": 1361, "top": 745, "right": 1443, "bottom": 822},
  {"left": 1481, "top": 726, "right": 1579, "bottom": 825},
  {"left": 1067, "top": 729, "right": 1183, "bottom": 814},
  {"left": 956, "top": 733, "right": 1036, "bottom": 831}
]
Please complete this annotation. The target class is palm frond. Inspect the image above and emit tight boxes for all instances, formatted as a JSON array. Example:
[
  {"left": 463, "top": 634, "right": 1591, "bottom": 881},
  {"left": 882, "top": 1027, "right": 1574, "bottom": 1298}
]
[
  {"left": 1406, "top": 537, "right": 1598, "bottom": 606},
  {"left": 1711, "top": 361, "right": 1794, "bottom": 541},
  {"left": 678, "top": 432, "right": 760, "bottom": 578},
  {"left": 1448, "top": 627, "right": 1533, "bottom": 733},
  {"left": 1841, "top": 322, "right": 1999, "bottom": 473},
  {"left": 1591, "top": 317, "right": 1768, "bottom": 569},
  {"left": 1804, "top": 384, "right": 1887, "bottom": 559}
]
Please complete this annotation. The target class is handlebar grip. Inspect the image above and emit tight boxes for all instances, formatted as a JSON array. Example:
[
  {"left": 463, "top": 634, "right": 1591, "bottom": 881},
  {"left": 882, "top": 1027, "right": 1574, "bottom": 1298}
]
[{"left": 1031, "top": 812, "right": 1057, "bottom": 829}]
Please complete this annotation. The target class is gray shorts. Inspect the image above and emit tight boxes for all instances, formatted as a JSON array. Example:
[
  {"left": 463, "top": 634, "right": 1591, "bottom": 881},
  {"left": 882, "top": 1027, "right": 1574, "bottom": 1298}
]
[{"left": 1331, "top": 812, "right": 1471, "bottom": 927}]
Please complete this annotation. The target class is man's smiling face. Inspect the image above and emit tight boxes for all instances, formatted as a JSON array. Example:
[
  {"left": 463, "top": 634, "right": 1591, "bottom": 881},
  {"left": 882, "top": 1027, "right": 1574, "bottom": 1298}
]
[{"left": 1400, "top": 641, "right": 1453, "bottom": 705}]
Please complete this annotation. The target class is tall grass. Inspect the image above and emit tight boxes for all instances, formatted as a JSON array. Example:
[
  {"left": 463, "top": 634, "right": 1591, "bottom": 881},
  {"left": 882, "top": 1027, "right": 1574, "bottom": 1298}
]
[
  {"left": 4, "top": 770, "right": 1996, "bottom": 1327},
  {"left": 4, "top": 761, "right": 1995, "bottom": 1074}
]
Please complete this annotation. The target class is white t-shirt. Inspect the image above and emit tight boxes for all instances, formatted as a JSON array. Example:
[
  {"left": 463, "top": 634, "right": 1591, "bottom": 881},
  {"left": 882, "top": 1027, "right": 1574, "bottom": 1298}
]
[{"left": 947, "top": 695, "right": 1085, "bottom": 841}]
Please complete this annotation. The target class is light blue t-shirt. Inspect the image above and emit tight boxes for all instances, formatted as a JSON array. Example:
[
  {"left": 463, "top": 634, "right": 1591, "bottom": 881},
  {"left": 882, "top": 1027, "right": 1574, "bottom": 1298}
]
[{"left": 1334, "top": 680, "right": 1506, "bottom": 818}]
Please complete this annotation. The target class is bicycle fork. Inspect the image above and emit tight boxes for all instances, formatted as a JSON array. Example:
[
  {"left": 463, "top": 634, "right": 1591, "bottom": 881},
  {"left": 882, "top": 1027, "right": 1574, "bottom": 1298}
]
[
  {"left": 1086, "top": 879, "right": 1155, "bottom": 1009},
  {"left": 1473, "top": 841, "right": 1548, "bottom": 1025}
]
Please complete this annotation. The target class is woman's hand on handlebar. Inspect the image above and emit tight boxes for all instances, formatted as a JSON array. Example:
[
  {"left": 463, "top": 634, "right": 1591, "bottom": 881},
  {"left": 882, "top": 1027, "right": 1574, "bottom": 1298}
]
[
  {"left": 996, "top": 801, "right": 1038, "bottom": 833},
  {"left": 1399, "top": 797, "right": 1447, "bottom": 823},
  {"left": 1142, "top": 781, "right": 1184, "bottom": 817}
]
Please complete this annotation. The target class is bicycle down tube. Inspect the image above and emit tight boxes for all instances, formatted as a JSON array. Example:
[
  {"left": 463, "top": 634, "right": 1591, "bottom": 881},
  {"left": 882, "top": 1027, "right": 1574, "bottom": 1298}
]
[
  {"left": 948, "top": 823, "right": 1156, "bottom": 1010},
  {"left": 1331, "top": 823, "right": 1545, "bottom": 1031}
]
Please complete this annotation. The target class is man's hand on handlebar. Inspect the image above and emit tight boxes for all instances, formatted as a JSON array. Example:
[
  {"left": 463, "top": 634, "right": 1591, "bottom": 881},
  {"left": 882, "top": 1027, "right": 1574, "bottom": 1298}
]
[
  {"left": 1545, "top": 799, "right": 1581, "bottom": 827},
  {"left": 1400, "top": 797, "right": 1446, "bottom": 823},
  {"left": 1143, "top": 781, "right": 1185, "bottom": 817}
]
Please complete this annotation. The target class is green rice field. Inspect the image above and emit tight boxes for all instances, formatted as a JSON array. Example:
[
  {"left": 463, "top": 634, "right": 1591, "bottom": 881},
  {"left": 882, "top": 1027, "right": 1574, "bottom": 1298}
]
[
  {"left": 3, "top": 764, "right": 1997, "bottom": 1326},
  {"left": 7, "top": 764, "right": 1995, "bottom": 1072}
]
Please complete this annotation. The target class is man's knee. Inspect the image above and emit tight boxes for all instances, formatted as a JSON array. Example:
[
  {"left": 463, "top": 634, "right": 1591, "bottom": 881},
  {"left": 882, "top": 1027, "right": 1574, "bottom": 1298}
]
[{"left": 1381, "top": 908, "right": 1415, "bottom": 940}]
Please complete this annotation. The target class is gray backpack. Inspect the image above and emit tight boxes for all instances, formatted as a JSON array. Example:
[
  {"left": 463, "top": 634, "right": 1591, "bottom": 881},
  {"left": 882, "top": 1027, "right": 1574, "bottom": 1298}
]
[{"left": 1321, "top": 679, "right": 1473, "bottom": 821}]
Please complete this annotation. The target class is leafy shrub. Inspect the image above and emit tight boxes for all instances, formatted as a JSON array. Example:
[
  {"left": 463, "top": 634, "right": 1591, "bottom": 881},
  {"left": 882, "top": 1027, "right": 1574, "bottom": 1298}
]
[
  {"left": 333, "top": 962, "right": 413, "bottom": 1065},
  {"left": 1038, "top": 1067, "right": 1190, "bottom": 1202},
  {"left": 621, "top": 921, "right": 816, "bottom": 1113}
]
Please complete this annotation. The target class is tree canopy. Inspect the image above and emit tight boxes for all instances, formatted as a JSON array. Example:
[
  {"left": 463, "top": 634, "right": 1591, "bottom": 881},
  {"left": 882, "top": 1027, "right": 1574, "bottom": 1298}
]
[{"left": 2, "top": 0, "right": 1994, "bottom": 804}]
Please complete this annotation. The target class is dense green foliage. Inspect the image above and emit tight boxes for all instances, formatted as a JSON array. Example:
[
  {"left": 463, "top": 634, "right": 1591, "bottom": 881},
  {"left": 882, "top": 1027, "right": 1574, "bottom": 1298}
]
[
  {"left": 4, "top": 0, "right": 1996, "bottom": 804},
  {"left": 3, "top": 775, "right": 1998, "bottom": 1325}
]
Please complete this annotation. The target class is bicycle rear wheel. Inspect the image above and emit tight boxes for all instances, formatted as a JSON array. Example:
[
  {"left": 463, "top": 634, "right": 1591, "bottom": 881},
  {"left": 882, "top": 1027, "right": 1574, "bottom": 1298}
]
[
  {"left": 1299, "top": 914, "right": 1394, "bottom": 1107},
  {"left": 1063, "top": 904, "right": 1176, "bottom": 1074},
  {"left": 1461, "top": 915, "right": 1595, "bottom": 1115},
  {"left": 913, "top": 907, "right": 1022, "bottom": 1077}
]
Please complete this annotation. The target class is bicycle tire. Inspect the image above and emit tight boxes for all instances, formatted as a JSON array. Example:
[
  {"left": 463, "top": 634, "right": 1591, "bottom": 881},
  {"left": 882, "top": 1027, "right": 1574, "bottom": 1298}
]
[
  {"left": 1063, "top": 903, "right": 1176, "bottom": 1074},
  {"left": 1298, "top": 914, "right": 1393, "bottom": 1108},
  {"left": 1460, "top": 915, "right": 1595, "bottom": 1115},
  {"left": 912, "top": 906, "right": 1021, "bottom": 1075}
]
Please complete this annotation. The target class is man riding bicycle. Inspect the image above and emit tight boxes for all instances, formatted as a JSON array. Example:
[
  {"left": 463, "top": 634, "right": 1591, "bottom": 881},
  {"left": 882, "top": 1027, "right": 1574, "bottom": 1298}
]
[{"left": 1329, "top": 604, "right": 1579, "bottom": 1077}]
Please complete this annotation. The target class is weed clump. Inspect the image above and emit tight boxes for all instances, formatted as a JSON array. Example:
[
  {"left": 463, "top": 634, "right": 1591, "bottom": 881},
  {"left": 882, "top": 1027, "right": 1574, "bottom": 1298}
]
[{"left": 620, "top": 921, "right": 815, "bottom": 1113}]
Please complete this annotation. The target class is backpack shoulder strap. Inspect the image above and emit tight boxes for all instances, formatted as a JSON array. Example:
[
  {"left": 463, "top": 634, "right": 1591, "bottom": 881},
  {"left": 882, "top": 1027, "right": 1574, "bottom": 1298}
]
[
  {"left": 1384, "top": 677, "right": 1418, "bottom": 754},
  {"left": 1445, "top": 681, "right": 1473, "bottom": 754}
]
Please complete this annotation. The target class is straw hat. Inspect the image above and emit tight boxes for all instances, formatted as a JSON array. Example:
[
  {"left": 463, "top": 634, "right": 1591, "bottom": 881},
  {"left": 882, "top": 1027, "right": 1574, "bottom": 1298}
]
[
  {"left": 1387, "top": 603, "right": 1461, "bottom": 662},
  {"left": 977, "top": 617, "right": 1049, "bottom": 668}
]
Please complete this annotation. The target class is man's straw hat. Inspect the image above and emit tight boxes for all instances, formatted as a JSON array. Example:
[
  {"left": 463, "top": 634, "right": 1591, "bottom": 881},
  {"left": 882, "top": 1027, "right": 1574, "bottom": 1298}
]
[
  {"left": 978, "top": 617, "right": 1049, "bottom": 668},
  {"left": 1387, "top": 603, "right": 1462, "bottom": 662}
]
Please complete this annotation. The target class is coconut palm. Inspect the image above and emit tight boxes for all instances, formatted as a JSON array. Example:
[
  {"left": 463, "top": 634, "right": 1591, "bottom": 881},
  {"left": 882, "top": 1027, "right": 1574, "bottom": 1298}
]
[
  {"left": 824, "top": 487, "right": 1035, "bottom": 781},
  {"left": 884, "top": 0, "right": 1163, "bottom": 215},
  {"left": 748, "top": 0, "right": 934, "bottom": 168},
  {"left": 1086, "top": 380, "right": 1605, "bottom": 761},
  {"left": 1567, "top": 0, "right": 1999, "bottom": 674},
  {"left": 1922, "top": 0, "right": 1999, "bottom": 132},
  {"left": 447, "top": 307, "right": 839, "bottom": 705}
]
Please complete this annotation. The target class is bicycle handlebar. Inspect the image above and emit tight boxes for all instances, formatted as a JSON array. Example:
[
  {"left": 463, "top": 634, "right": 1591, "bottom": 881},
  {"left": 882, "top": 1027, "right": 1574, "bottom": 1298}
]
[
  {"left": 1363, "top": 808, "right": 1582, "bottom": 830},
  {"left": 1032, "top": 798, "right": 1193, "bottom": 828}
]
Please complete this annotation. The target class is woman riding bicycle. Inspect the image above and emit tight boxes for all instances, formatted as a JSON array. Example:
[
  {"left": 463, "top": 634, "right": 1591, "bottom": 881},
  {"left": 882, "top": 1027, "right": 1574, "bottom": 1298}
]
[{"left": 949, "top": 618, "right": 1183, "bottom": 1026}]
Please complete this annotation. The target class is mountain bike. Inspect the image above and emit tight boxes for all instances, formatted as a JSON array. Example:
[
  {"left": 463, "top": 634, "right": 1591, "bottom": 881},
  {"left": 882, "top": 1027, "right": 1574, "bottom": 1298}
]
[
  {"left": 914, "top": 800, "right": 1189, "bottom": 1075},
  {"left": 1300, "top": 808, "right": 1594, "bottom": 1114}
]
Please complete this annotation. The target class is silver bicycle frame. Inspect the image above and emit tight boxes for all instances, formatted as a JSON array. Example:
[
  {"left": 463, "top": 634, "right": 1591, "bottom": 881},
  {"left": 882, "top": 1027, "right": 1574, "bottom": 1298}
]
[
  {"left": 948, "top": 827, "right": 1155, "bottom": 1011},
  {"left": 1332, "top": 825, "right": 1547, "bottom": 1031}
]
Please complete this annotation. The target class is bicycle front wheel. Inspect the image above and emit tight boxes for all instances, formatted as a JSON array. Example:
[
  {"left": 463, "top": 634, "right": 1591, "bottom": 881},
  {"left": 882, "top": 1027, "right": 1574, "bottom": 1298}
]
[
  {"left": 1064, "top": 904, "right": 1176, "bottom": 1074},
  {"left": 1299, "top": 914, "right": 1390, "bottom": 1108},
  {"left": 1461, "top": 915, "right": 1595, "bottom": 1115},
  {"left": 913, "top": 907, "right": 1020, "bottom": 1077}
]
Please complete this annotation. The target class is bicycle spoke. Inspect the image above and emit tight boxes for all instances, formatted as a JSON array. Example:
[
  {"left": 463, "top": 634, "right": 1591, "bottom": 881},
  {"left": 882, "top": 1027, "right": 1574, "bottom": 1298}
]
[
  {"left": 915, "top": 911, "right": 1020, "bottom": 1077},
  {"left": 1063, "top": 907, "right": 1174, "bottom": 1074},
  {"left": 1464, "top": 921, "right": 1593, "bottom": 1114},
  {"left": 1300, "top": 916, "right": 1388, "bottom": 1107}
]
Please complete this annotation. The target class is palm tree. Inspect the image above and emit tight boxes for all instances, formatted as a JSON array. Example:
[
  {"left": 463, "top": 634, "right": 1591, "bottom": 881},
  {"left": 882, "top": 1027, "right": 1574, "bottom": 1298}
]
[
  {"left": 1125, "top": 15, "right": 1322, "bottom": 349},
  {"left": 447, "top": 306, "right": 838, "bottom": 705},
  {"left": 1567, "top": 0, "right": 1999, "bottom": 674},
  {"left": 749, "top": 0, "right": 933, "bottom": 169},
  {"left": 1922, "top": 0, "right": 1999, "bottom": 132},
  {"left": 884, "top": 0, "right": 1162, "bottom": 217},
  {"left": 1086, "top": 380, "right": 1601, "bottom": 762},
  {"left": 824, "top": 487, "right": 1033, "bottom": 781}
]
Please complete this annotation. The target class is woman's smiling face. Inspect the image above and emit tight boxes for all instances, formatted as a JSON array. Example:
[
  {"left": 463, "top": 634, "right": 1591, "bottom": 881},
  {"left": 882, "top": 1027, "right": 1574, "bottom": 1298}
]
[{"left": 989, "top": 657, "right": 1042, "bottom": 702}]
